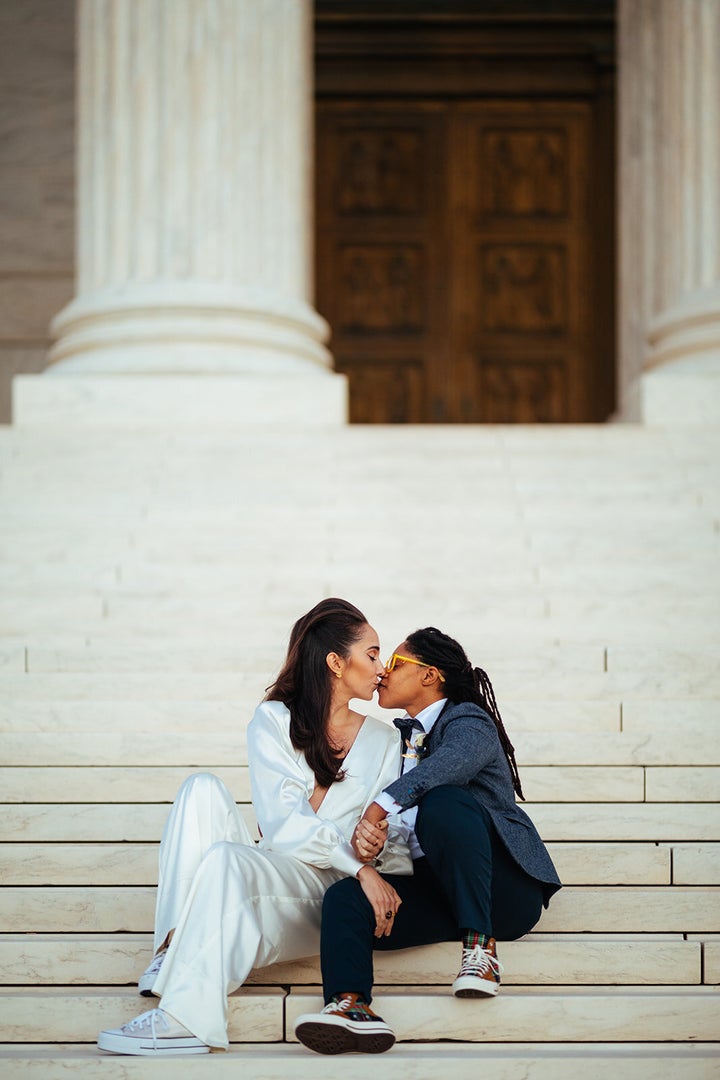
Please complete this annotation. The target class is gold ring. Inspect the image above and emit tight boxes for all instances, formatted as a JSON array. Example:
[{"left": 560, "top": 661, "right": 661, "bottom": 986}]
[{"left": 385, "top": 911, "right": 393, "bottom": 920}]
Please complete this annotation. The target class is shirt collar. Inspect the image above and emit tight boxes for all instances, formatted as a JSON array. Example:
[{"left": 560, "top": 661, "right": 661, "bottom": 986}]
[{"left": 404, "top": 698, "right": 447, "bottom": 733}]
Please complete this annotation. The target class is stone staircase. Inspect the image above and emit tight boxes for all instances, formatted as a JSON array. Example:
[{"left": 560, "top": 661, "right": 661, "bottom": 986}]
[{"left": 1, "top": 389, "right": 719, "bottom": 1077}]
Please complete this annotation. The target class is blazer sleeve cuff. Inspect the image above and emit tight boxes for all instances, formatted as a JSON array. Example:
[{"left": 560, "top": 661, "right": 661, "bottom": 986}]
[{"left": 383, "top": 774, "right": 425, "bottom": 809}]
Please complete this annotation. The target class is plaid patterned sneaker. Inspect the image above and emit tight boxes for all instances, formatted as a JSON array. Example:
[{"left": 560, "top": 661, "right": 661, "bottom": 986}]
[
  {"left": 452, "top": 937, "right": 504, "bottom": 997},
  {"left": 98, "top": 1007, "right": 210, "bottom": 1055},
  {"left": 294, "top": 992, "right": 396, "bottom": 1055},
  {"left": 138, "top": 947, "right": 166, "bottom": 997}
]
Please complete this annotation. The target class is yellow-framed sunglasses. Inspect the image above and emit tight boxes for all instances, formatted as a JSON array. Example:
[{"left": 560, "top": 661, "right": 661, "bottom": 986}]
[{"left": 385, "top": 653, "right": 446, "bottom": 682}]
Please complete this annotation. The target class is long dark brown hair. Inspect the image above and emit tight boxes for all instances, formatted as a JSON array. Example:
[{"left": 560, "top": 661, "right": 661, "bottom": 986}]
[
  {"left": 266, "top": 598, "right": 368, "bottom": 788},
  {"left": 406, "top": 626, "right": 525, "bottom": 800}
]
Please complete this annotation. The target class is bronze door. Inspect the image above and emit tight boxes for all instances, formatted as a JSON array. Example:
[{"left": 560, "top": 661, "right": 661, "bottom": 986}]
[
  {"left": 316, "top": 99, "right": 610, "bottom": 423},
  {"left": 316, "top": 105, "right": 450, "bottom": 423}
]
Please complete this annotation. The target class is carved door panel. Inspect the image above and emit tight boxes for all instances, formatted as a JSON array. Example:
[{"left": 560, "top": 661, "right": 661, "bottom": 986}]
[
  {"left": 316, "top": 106, "right": 451, "bottom": 423},
  {"left": 317, "top": 100, "right": 605, "bottom": 423},
  {"left": 451, "top": 104, "right": 594, "bottom": 422}
]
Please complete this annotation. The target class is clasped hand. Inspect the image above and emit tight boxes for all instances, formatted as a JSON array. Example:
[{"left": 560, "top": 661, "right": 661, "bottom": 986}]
[{"left": 351, "top": 816, "right": 388, "bottom": 863}]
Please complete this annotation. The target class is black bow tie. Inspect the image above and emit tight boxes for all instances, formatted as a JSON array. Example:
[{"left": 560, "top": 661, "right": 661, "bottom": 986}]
[{"left": 393, "top": 716, "right": 424, "bottom": 744}]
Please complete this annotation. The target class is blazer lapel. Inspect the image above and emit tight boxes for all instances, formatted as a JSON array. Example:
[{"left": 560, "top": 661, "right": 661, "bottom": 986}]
[{"left": 426, "top": 699, "right": 452, "bottom": 754}]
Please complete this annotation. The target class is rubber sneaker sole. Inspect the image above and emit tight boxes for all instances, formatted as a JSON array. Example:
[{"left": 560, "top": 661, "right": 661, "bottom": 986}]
[
  {"left": 98, "top": 1030, "right": 210, "bottom": 1056},
  {"left": 452, "top": 974, "right": 500, "bottom": 997},
  {"left": 294, "top": 1014, "right": 396, "bottom": 1055}
]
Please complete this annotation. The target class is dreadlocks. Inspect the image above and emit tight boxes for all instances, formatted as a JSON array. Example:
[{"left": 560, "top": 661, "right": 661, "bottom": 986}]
[{"left": 405, "top": 626, "right": 525, "bottom": 801}]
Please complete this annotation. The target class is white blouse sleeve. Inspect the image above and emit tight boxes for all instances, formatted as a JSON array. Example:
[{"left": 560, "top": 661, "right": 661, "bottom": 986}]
[{"left": 247, "top": 701, "right": 365, "bottom": 878}]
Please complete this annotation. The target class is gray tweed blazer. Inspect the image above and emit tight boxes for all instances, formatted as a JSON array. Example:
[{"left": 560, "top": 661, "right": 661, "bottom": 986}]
[{"left": 384, "top": 700, "right": 561, "bottom": 904}]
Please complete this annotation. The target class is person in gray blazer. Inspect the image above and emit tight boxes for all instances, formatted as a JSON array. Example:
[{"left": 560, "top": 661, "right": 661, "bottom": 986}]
[{"left": 294, "top": 626, "right": 562, "bottom": 1056}]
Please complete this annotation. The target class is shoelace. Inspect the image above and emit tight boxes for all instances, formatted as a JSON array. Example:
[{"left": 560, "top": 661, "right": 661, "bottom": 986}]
[
  {"left": 322, "top": 996, "right": 354, "bottom": 1014},
  {"left": 125, "top": 1008, "right": 170, "bottom": 1049},
  {"left": 461, "top": 945, "right": 504, "bottom": 979},
  {"left": 145, "top": 950, "right": 166, "bottom": 976}
]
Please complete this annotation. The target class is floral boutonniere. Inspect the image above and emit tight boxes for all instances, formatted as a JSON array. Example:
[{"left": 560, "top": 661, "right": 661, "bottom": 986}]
[{"left": 402, "top": 732, "right": 429, "bottom": 762}]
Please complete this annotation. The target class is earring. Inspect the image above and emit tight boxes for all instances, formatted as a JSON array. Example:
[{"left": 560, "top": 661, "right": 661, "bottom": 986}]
[{"left": 336, "top": 672, "right": 342, "bottom": 679}]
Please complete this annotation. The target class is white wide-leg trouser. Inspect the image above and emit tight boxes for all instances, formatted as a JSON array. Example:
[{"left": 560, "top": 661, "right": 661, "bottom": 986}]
[{"left": 149, "top": 773, "right": 345, "bottom": 1049}]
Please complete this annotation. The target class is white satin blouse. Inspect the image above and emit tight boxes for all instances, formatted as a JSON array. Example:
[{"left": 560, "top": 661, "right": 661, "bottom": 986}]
[{"left": 247, "top": 700, "right": 413, "bottom": 878}]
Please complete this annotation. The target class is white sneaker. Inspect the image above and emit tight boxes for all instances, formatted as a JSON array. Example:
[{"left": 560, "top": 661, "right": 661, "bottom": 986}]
[
  {"left": 138, "top": 948, "right": 166, "bottom": 996},
  {"left": 98, "top": 1007, "right": 210, "bottom": 1056}
]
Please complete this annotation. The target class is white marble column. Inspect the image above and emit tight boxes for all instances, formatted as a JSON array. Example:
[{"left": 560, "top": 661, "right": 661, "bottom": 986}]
[
  {"left": 48, "top": 0, "right": 331, "bottom": 376},
  {"left": 619, "top": 0, "right": 720, "bottom": 422}
]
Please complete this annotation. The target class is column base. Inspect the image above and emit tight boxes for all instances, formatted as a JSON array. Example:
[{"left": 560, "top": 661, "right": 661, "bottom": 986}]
[
  {"left": 47, "top": 283, "right": 333, "bottom": 375},
  {"left": 641, "top": 356, "right": 720, "bottom": 426},
  {"left": 12, "top": 373, "right": 348, "bottom": 429},
  {"left": 643, "top": 289, "right": 720, "bottom": 424}
]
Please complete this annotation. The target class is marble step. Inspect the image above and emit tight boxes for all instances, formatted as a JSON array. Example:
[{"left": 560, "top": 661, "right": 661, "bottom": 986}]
[
  {"left": 3, "top": 439, "right": 702, "bottom": 473},
  {"left": 1, "top": 729, "right": 718, "bottom": 767},
  {"left": 0, "top": 455, "right": 711, "bottom": 493},
  {"left": 1, "top": 582, "right": 714, "bottom": 612},
  {"left": 0, "top": 933, "right": 707, "bottom": 988},
  {"left": 3, "top": 433, "right": 709, "bottom": 468},
  {"left": 0, "top": 522, "right": 713, "bottom": 557},
  {"left": 0, "top": 697, "right": 715, "bottom": 737},
  {"left": 15, "top": 642, "right": 609, "bottom": 675},
  {"left": 286, "top": 986, "right": 720, "bottom": 1044},
  {"left": 1, "top": 635, "right": 720, "bottom": 686},
  {"left": 2, "top": 1043, "right": 719, "bottom": 1080},
  {"left": 1, "top": 985, "right": 719, "bottom": 1044},
  {"left": 6, "top": 478, "right": 710, "bottom": 507},
  {"left": 1, "top": 415, "right": 705, "bottom": 443},
  {"left": 1, "top": 603, "right": 715, "bottom": 647},
  {"left": 2, "top": 535, "right": 716, "bottom": 572},
  {"left": 2, "top": 539, "right": 717, "bottom": 580},
  {"left": 0, "top": 698, "right": 625, "bottom": 734},
  {"left": 0, "top": 514, "right": 711, "bottom": 548},
  {"left": 1, "top": 695, "right": 716, "bottom": 738},
  {"left": 1, "top": 544, "right": 716, "bottom": 579},
  {"left": 0, "top": 442, "right": 708, "bottom": 477},
  {"left": 9, "top": 643, "right": 719, "bottom": 682},
  {"left": 7, "top": 840, "right": 708, "bottom": 886},
  {"left": 1, "top": 886, "right": 717, "bottom": 934},
  {"left": 3, "top": 802, "right": 716, "bottom": 844},
  {"left": 3, "top": 763, "right": 719, "bottom": 804},
  {"left": 3, "top": 764, "right": 699, "bottom": 804}
]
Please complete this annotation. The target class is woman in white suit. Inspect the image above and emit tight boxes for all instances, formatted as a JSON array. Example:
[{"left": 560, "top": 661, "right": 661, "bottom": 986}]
[{"left": 98, "top": 599, "right": 410, "bottom": 1056}]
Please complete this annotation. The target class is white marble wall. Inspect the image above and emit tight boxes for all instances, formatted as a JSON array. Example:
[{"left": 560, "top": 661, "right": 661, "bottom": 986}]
[{"left": 0, "top": 0, "right": 75, "bottom": 421}]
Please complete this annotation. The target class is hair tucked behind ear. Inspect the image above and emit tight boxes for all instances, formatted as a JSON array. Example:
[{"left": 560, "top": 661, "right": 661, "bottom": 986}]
[
  {"left": 266, "top": 598, "right": 368, "bottom": 789},
  {"left": 406, "top": 626, "right": 525, "bottom": 800}
]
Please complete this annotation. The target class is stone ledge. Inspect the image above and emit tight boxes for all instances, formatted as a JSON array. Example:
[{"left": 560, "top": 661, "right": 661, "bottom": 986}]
[
  {"left": 0, "top": 840, "right": 680, "bottom": 887},
  {"left": 0, "top": 933, "right": 703, "bottom": 988},
  {"left": 12, "top": 374, "right": 348, "bottom": 428},
  {"left": 2, "top": 987, "right": 719, "bottom": 1044},
  {"left": 2, "top": 885, "right": 718, "bottom": 934},
  {"left": 2, "top": 1043, "right": 719, "bottom": 1080}
]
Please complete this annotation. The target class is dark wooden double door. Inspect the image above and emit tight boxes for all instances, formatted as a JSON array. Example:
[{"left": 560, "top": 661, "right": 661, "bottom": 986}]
[{"left": 316, "top": 99, "right": 613, "bottom": 423}]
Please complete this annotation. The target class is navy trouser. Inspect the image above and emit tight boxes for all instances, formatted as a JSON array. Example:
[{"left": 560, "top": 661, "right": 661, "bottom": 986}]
[{"left": 321, "top": 785, "right": 545, "bottom": 1004}]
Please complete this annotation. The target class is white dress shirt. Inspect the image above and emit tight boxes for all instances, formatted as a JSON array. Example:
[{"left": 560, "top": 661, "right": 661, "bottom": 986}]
[{"left": 376, "top": 697, "right": 448, "bottom": 860}]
